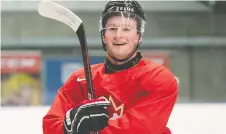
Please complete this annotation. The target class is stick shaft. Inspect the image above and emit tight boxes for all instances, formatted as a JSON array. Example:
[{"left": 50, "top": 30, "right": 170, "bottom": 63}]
[{"left": 76, "top": 24, "right": 95, "bottom": 99}]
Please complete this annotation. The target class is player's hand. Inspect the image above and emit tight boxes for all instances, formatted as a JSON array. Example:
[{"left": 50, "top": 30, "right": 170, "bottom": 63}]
[{"left": 63, "top": 98, "right": 110, "bottom": 134}]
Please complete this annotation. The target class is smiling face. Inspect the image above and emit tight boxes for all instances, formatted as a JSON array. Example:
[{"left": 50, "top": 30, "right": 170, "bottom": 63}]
[{"left": 103, "top": 16, "right": 141, "bottom": 62}]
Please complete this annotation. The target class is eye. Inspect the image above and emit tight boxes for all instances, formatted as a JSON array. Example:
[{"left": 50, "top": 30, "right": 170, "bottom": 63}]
[
  {"left": 123, "top": 27, "right": 131, "bottom": 32},
  {"left": 108, "top": 27, "right": 118, "bottom": 31}
]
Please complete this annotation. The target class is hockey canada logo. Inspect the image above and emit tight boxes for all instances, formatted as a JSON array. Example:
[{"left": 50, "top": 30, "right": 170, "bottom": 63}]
[{"left": 99, "top": 95, "right": 124, "bottom": 120}]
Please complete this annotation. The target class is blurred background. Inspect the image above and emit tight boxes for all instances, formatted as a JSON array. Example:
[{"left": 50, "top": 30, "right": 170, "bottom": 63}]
[
  {"left": 1, "top": 1, "right": 226, "bottom": 134},
  {"left": 1, "top": 0, "right": 226, "bottom": 106}
]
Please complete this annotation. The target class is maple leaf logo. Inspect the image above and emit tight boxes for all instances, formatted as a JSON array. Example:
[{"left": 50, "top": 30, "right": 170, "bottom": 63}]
[{"left": 99, "top": 95, "right": 125, "bottom": 117}]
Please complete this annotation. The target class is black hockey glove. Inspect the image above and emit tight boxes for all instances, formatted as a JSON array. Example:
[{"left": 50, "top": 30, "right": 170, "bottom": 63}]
[{"left": 63, "top": 98, "right": 110, "bottom": 134}]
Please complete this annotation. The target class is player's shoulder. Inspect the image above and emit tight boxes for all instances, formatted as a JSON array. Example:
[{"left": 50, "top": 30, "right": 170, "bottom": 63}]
[
  {"left": 91, "top": 63, "right": 105, "bottom": 71},
  {"left": 137, "top": 58, "right": 175, "bottom": 78},
  {"left": 69, "top": 63, "right": 104, "bottom": 78},
  {"left": 78, "top": 63, "right": 104, "bottom": 75},
  {"left": 64, "top": 63, "right": 104, "bottom": 87},
  {"left": 138, "top": 58, "right": 177, "bottom": 86},
  {"left": 140, "top": 58, "right": 167, "bottom": 71}
]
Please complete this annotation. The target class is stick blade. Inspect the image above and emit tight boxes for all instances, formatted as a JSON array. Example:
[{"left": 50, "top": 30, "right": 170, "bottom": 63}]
[{"left": 38, "top": 0, "right": 82, "bottom": 32}]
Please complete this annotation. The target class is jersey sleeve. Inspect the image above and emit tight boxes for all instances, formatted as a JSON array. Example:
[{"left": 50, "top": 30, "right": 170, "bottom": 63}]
[
  {"left": 42, "top": 71, "right": 83, "bottom": 134},
  {"left": 101, "top": 65, "right": 178, "bottom": 134}
]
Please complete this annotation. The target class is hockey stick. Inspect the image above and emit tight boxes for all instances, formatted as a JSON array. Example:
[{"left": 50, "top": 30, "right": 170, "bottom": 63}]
[{"left": 38, "top": 0, "right": 95, "bottom": 100}]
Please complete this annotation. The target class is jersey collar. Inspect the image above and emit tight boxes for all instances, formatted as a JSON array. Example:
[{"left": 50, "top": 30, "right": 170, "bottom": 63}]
[{"left": 104, "top": 52, "right": 142, "bottom": 74}]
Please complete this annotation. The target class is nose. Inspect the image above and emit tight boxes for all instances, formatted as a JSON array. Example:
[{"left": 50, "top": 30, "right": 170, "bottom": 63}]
[{"left": 115, "top": 28, "right": 123, "bottom": 38}]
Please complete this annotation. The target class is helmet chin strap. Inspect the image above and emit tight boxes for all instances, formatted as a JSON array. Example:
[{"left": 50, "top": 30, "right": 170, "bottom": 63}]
[{"left": 106, "top": 36, "right": 141, "bottom": 63}]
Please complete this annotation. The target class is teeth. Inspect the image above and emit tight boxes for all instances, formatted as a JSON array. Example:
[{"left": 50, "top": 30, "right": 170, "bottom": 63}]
[{"left": 113, "top": 43, "right": 126, "bottom": 45}]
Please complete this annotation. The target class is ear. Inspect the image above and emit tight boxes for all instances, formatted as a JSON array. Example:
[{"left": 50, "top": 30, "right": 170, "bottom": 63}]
[
  {"left": 103, "top": 35, "right": 107, "bottom": 44},
  {"left": 137, "top": 33, "right": 142, "bottom": 44}
]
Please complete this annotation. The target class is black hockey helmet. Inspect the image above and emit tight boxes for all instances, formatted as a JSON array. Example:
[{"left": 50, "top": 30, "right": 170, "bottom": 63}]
[{"left": 99, "top": 0, "right": 146, "bottom": 52}]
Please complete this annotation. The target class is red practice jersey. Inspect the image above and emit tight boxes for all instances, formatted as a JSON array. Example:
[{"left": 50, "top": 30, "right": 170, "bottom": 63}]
[{"left": 43, "top": 57, "right": 178, "bottom": 134}]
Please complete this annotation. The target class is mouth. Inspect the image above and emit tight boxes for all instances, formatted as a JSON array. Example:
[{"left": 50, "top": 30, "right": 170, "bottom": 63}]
[{"left": 113, "top": 42, "right": 127, "bottom": 46}]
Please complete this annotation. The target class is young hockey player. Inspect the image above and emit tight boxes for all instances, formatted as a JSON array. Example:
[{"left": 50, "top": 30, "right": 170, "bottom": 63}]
[{"left": 43, "top": 1, "right": 178, "bottom": 134}]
